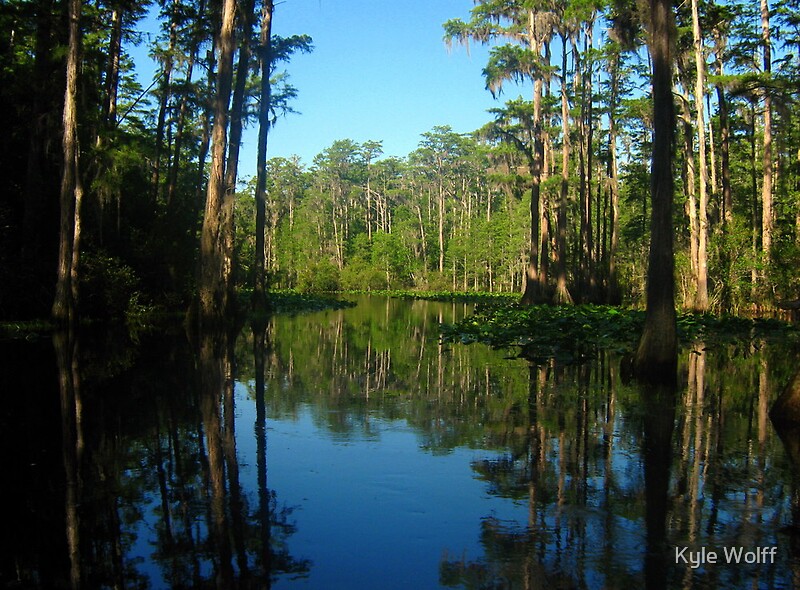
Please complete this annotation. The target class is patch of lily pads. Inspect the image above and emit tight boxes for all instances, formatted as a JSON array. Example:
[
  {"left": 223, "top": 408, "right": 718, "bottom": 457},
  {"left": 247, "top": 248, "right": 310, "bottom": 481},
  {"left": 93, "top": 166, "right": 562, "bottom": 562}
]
[{"left": 440, "top": 303, "right": 800, "bottom": 363}]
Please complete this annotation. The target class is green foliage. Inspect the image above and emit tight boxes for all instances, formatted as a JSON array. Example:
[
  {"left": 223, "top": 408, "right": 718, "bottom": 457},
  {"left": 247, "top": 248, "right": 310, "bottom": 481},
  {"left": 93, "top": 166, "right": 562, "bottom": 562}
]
[
  {"left": 296, "top": 259, "right": 341, "bottom": 292},
  {"left": 79, "top": 250, "right": 143, "bottom": 319},
  {"left": 442, "top": 304, "right": 800, "bottom": 363},
  {"left": 250, "top": 289, "right": 356, "bottom": 314}
]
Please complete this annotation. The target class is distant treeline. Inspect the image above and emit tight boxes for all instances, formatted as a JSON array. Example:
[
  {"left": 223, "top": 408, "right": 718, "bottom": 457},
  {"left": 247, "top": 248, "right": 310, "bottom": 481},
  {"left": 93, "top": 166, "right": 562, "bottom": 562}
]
[{"left": 1, "top": 0, "right": 798, "bottom": 322}]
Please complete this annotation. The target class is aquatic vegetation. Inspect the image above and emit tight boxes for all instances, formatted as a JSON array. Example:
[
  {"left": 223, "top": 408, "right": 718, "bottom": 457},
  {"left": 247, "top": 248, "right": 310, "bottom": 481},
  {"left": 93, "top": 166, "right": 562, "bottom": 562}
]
[
  {"left": 262, "top": 289, "right": 356, "bottom": 314},
  {"left": 441, "top": 303, "right": 800, "bottom": 362}
]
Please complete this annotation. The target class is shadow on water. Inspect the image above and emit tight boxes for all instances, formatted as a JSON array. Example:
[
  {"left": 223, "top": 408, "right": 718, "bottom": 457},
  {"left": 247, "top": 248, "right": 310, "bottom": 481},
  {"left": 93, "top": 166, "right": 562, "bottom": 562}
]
[
  {"left": 2, "top": 296, "right": 800, "bottom": 589},
  {"left": 1, "top": 323, "right": 308, "bottom": 589},
  {"left": 770, "top": 367, "right": 800, "bottom": 585}
]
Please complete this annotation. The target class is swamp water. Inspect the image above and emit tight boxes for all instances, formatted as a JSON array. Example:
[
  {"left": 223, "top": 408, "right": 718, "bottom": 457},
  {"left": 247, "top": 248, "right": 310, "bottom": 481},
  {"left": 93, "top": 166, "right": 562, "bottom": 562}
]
[{"left": 2, "top": 295, "right": 800, "bottom": 589}]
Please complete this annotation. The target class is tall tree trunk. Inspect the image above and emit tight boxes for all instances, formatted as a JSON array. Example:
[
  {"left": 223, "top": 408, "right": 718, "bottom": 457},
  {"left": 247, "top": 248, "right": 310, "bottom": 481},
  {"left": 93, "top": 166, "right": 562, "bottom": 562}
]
[
  {"left": 692, "top": 0, "right": 709, "bottom": 311},
  {"left": 198, "top": 0, "right": 237, "bottom": 326},
  {"left": 679, "top": 86, "right": 699, "bottom": 305},
  {"left": 153, "top": 0, "right": 178, "bottom": 202},
  {"left": 634, "top": 0, "right": 678, "bottom": 383},
  {"left": 222, "top": 0, "right": 255, "bottom": 307},
  {"left": 607, "top": 51, "right": 622, "bottom": 305},
  {"left": 165, "top": 54, "right": 195, "bottom": 209},
  {"left": 101, "top": 3, "right": 123, "bottom": 127},
  {"left": 585, "top": 20, "right": 596, "bottom": 299},
  {"left": 53, "top": 0, "right": 82, "bottom": 323},
  {"left": 225, "top": 0, "right": 255, "bottom": 196},
  {"left": 760, "top": 0, "right": 774, "bottom": 266},
  {"left": 713, "top": 30, "right": 732, "bottom": 225},
  {"left": 253, "top": 0, "right": 274, "bottom": 314},
  {"left": 521, "top": 32, "right": 545, "bottom": 305},
  {"left": 555, "top": 32, "right": 573, "bottom": 305},
  {"left": 438, "top": 173, "right": 445, "bottom": 274},
  {"left": 575, "top": 34, "right": 590, "bottom": 302}
]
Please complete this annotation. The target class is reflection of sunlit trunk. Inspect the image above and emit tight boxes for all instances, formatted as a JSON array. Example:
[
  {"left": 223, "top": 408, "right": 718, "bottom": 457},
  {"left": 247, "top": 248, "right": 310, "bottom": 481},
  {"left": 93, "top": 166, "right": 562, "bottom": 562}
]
[
  {"left": 688, "top": 346, "right": 705, "bottom": 545},
  {"left": 54, "top": 330, "right": 82, "bottom": 589},
  {"left": 437, "top": 310, "right": 444, "bottom": 401},
  {"left": 756, "top": 352, "right": 769, "bottom": 512},
  {"left": 253, "top": 321, "right": 272, "bottom": 585},
  {"left": 674, "top": 345, "right": 706, "bottom": 587},
  {"left": 199, "top": 331, "right": 234, "bottom": 587},
  {"left": 366, "top": 337, "right": 372, "bottom": 400},
  {"left": 642, "top": 384, "right": 677, "bottom": 590}
]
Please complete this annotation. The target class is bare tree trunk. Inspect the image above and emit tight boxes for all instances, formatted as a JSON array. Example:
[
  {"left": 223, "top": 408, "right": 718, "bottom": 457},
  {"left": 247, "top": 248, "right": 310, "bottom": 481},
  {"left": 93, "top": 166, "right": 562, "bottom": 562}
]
[
  {"left": 634, "top": 0, "right": 678, "bottom": 383},
  {"left": 761, "top": 0, "right": 774, "bottom": 266},
  {"left": 153, "top": 0, "right": 178, "bottom": 202},
  {"left": 692, "top": 0, "right": 709, "bottom": 311},
  {"left": 198, "top": 0, "right": 237, "bottom": 326},
  {"left": 438, "top": 175, "right": 445, "bottom": 274},
  {"left": 585, "top": 21, "right": 597, "bottom": 298},
  {"left": 53, "top": 0, "right": 82, "bottom": 323},
  {"left": 101, "top": 3, "right": 123, "bottom": 127},
  {"left": 607, "top": 52, "right": 622, "bottom": 305},
  {"left": 253, "top": 0, "right": 274, "bottom": 314},
  {"left": 521, "top": 36, "right": 545, "bottom": 305},
  {"left": 225, "top": 0, "right": 255, "bottom": 195},
  {"left": 679, "top": 86, "right": 699, "bottom": 306},
  {"left": 555, "top": 32, "right": 573, "bottom": 305},
  {"left": 713, "top": 30, "right": 733, "bottom": 225}
]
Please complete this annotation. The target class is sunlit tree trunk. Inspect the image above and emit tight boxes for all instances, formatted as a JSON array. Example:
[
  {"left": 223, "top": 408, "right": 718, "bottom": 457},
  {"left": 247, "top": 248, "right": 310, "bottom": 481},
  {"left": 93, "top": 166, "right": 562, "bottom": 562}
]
[
  {"left": 678, "top": 83, "right": 699, "bottom": 305},
  {"left": 53, "top": 0, "right": 82, "bottom": 323},
  {"left": 692, "top": 0, "right": 709, "bottom": 311},
  {"left": 760, "top": 0, "right": 774, "bottom": 265},
  {"left": 198, "top": 0, "right": 237, "bottom": 325},
  {"left": 55, "top": 330, "right": 83, "bottom": 589},
  {"left": 712, "top": 29, "right": 732, "bottom": 225}
]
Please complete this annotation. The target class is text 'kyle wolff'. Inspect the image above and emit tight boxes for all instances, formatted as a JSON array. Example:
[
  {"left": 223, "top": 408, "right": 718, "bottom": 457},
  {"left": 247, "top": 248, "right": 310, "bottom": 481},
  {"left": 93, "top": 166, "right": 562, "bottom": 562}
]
[{"left": 675, "top": 546, "right": 778, "bottom": 569}]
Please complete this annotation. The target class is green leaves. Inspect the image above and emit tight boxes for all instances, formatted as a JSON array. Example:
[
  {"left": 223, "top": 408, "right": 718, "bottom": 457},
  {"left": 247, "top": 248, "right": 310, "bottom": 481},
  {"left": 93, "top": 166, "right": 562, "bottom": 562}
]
[{"left": 441, "top": 304, "right": 800, "bottom": 363}]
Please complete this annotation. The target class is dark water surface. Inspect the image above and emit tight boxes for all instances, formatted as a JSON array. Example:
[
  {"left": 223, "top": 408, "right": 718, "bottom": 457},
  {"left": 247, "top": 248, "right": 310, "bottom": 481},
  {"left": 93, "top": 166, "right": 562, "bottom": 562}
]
[{"left": 3, "top": 296, "right": 800, "bottom": 589}]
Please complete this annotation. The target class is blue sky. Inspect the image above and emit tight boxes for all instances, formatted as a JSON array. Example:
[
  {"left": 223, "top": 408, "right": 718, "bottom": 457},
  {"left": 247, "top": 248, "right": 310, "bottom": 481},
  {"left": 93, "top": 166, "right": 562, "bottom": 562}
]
[
  {"left": 131, "top": 1, "right": 511, "bottom": 178},
  {"left": 260, "top": 0, "right": 500, "bottom": 170}
]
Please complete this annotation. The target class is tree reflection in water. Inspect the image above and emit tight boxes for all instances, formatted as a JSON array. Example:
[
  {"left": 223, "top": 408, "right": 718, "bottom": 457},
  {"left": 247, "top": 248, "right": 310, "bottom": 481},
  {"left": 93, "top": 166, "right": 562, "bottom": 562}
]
[
  {"left": 2, "top": 298, "right": 798, "bottom": 588},
  {"left": 2, "top": 324, "right": 308, "bottom": 588},
  {"left": 440, "top": 342, "right": 794, "bottom": 590}
]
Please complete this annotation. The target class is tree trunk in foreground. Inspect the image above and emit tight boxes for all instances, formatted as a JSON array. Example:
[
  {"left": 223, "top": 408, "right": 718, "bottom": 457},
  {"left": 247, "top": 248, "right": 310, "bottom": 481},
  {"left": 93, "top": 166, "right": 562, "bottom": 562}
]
[
  {"left": 197, "top": 0, "right": 237, "bottom": 327},
  {"left": 53, "top": 0, "right": 82, "bottom": 324},
  {"left": 634, "top": 0, "right": 678, "bottom": 383}
]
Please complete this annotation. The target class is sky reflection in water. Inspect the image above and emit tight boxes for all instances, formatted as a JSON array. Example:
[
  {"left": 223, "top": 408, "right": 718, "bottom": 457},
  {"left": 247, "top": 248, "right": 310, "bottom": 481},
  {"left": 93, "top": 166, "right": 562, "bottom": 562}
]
[{"left": 2, "top": 296, "right": 800, "bottom": 589}]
